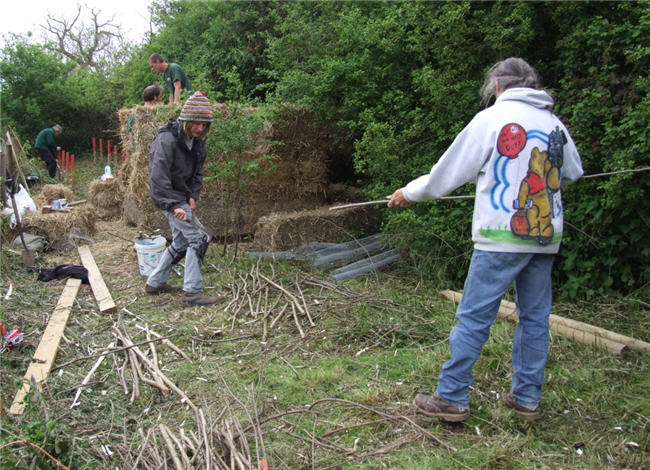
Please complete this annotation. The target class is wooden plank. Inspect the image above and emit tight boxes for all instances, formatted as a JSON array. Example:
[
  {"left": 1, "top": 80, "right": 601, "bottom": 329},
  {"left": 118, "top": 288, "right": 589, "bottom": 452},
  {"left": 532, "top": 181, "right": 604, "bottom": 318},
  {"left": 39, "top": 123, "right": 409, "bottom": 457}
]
[
  {"left": 78, "top": 245, "right": 116, "bottom": 313},
  {"left": 9, "top": 278, "right": 82, "bottom": 415}
]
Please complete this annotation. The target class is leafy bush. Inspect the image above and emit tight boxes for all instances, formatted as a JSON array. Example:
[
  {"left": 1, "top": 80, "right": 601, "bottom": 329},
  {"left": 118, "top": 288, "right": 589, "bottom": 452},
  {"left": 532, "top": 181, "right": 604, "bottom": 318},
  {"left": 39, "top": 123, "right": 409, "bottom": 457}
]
[{"left": 267, "top": 1, "right": 650, "bottom": 299}]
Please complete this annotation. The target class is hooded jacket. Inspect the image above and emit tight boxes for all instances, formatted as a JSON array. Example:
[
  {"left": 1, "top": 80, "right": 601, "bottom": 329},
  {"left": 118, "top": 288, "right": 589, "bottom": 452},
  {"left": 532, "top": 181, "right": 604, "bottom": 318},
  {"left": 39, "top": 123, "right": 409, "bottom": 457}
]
[
  {"left": 149, "top": 119, "right": 207, "bottom": 211},
  {"left": 402, "top": 87, "right": 583, "bottom": 254}
]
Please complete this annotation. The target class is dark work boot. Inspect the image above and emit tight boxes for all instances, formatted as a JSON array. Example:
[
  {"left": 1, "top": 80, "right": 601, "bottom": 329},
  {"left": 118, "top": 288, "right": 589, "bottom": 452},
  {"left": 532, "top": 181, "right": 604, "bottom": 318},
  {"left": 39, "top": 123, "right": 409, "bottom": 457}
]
[
  {"left": 414, "top": 393, "right": 470, "bottom": 422},
  {"left": 181, "top": 291, "right": 225, "bottom": 306},
  {"left": 502, "top": 394, "right": 541, "bottom": 421},
  {"left": 145, "top": 283, "right": 182, "bottom": 295}
]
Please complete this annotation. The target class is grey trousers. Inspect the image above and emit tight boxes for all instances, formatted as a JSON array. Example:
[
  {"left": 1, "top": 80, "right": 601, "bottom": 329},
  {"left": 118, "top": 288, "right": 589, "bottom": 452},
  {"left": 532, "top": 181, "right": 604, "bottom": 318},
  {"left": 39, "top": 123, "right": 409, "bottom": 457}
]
[{"left": 146, "top": 203, "right": 209, "bottom": 294}]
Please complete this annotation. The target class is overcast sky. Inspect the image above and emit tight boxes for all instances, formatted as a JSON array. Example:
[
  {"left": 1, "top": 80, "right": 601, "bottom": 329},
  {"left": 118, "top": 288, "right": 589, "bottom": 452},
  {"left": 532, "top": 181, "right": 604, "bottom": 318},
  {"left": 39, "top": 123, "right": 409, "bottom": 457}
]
[{"left": 0, "top": 0, "right": 154, "bottom": 46}]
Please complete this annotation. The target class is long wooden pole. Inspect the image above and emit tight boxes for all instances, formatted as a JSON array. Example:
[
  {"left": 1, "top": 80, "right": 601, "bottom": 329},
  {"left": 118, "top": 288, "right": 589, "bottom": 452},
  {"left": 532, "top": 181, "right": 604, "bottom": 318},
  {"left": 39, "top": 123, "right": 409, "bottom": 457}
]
[
  {"left": 439, "top": 290, "right": 648, "bottom": 355},
  {"left": 329, "top": 195, "right": 475, "bottom": 211}
]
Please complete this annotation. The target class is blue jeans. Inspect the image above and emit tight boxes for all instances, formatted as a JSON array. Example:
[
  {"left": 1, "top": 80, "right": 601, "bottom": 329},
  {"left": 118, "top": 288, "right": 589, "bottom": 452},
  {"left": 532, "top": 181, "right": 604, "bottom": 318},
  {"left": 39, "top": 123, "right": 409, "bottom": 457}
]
[
  {"left": 436, "top": 249, "right": 555, "bottom": 410},
  {"left": 146, "top": 203, "right": 209, "bottom": 294}
]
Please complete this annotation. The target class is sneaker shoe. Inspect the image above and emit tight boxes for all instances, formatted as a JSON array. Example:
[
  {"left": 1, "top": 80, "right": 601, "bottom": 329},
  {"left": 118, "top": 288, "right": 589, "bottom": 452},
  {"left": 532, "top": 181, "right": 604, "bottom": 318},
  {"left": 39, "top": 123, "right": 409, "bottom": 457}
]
[
  {"left": 145, "top": 283, "right": 182, "bottom": 295},
  {"left": 414, "top": 393, "right": 469, "bottom": 422},
  {"left": 181, "top": 291, "right": 225, "bottom": 306},
  {"left": 502, "top": 394, "right": 541, "bottom": 421}
]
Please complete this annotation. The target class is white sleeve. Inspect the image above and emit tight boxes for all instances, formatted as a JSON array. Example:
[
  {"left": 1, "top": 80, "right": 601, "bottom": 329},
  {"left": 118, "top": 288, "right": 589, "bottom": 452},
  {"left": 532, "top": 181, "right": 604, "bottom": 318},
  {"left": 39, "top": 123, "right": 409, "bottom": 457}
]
[
  {"left": 560, "top": 126, "right": 584, "bottom": 185},
  {"left": 402, "top": 120, "right": 490, "bottom": 202}
]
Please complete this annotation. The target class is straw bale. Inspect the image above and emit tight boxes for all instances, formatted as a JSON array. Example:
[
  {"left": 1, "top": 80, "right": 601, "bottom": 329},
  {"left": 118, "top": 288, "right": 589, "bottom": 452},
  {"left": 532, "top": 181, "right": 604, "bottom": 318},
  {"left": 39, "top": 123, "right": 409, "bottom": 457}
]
[
  {"left": 21, "top": 205, "right": 97, "bottom": 251},
  {"left": 196, "top": 194, "right": 324, "bottom": 238},
  {"left": 89, "top": 179, "right": 123, "bottom": 220},
  {"left": 253, "top": 205, "right": 381, "bottom": 251},
  {"left": 33, "top": 184, "right": 75, "bottom": 208}
]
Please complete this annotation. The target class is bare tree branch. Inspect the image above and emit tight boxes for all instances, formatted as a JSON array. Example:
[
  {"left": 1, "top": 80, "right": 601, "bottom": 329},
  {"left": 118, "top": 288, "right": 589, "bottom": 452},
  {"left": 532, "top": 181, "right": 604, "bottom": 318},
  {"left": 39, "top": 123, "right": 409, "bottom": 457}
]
[{"left": 41, "top": 3, "right": 124, "bottom": 69}]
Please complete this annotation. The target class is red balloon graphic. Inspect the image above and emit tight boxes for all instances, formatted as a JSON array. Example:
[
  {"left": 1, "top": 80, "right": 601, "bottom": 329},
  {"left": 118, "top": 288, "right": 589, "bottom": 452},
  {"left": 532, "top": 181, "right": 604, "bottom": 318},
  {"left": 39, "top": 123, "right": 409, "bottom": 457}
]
[{"left": 497, "top": 123, "right": 526, "bottom": 158}]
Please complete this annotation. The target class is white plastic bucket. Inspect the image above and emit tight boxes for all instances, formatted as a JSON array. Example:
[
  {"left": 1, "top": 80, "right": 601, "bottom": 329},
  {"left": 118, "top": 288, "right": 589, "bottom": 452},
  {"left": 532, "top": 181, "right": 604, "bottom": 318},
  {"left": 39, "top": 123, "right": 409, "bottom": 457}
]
[{"left": 134, "top": 236, "right": 167, "bottom": 276}]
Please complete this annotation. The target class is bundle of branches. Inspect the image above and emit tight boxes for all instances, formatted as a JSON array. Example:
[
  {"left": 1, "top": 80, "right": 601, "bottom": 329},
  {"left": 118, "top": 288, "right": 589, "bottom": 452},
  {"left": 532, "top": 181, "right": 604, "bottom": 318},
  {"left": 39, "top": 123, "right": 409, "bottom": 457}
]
[
  {"left": 108, "top": 321, "right": 195, "bottom": 409},
  {"left": 223, "top": 261, "right": 316, "bottom": 340},
  {"left": 124, "top": 408, "right": 259, "bottom": 470}
]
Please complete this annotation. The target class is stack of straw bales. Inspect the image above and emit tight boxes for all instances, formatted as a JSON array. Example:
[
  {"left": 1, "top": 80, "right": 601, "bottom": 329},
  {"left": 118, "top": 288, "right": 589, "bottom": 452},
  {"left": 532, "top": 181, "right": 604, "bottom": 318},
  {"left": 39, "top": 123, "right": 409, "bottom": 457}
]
[
  {"left": 118, "top": 103, "right": 348, "bottom": 240},
  {"left": 117, "top": 105, "right": 177, "bottom": 232}
]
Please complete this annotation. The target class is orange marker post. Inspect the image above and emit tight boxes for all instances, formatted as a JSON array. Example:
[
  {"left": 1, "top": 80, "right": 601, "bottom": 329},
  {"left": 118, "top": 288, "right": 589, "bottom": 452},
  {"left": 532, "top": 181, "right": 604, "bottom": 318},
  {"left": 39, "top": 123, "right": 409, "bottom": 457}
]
[
  {"left": 99, "top": 138, "right": 104, "bottom": 163},
  {"left": 71, "top": 154, "right": 75, "bottom": 185},
  {"left": 107, "top": 140, "right": 111, "bottom": 161},
  {"left": 92, "top": 137, "right": 96, "bottom": 163}
]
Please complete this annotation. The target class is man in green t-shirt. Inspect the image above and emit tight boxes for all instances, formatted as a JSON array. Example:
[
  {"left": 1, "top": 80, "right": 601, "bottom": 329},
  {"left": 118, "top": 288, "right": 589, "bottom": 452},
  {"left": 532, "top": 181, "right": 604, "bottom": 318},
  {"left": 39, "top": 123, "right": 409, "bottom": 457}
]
[
  {"left": 34, "top": 125, "right": 62, "bottom": 178},
  {"left": 148, "top": 53, "right": 191, "bottom": 106}
]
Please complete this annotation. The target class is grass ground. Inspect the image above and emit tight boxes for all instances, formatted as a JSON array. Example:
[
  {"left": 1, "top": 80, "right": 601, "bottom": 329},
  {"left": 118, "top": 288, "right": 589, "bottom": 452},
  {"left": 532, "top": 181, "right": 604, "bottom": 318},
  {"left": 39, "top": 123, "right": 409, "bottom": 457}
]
[{"left": 1, "top": 155, "right": 648, "bottom": 469}]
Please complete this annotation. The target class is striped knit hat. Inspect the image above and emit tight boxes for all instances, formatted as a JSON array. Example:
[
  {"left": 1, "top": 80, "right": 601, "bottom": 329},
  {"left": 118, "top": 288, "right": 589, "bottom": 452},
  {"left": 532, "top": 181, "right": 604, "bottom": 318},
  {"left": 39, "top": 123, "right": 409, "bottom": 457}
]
[{"left": 178, "top": 91, "right": 214, "bottom": 122}]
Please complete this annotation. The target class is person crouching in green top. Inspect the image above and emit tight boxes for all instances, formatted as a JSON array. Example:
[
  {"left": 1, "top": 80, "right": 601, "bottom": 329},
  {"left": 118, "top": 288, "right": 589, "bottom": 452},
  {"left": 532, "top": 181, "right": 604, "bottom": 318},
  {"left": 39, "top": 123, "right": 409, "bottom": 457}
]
[
  {"left": 34, "top": 124, "right": 62, "bottom": 178},
  {"left": 148, "top": 53, "right": 191, "bottom": 106}
]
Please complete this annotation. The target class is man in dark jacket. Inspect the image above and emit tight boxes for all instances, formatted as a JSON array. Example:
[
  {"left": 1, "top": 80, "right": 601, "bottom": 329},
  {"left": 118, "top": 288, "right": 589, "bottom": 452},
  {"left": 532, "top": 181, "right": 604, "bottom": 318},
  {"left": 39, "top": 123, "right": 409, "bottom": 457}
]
[
  {"left": 145, "top": 91, "right": 223, "bottom": 306},
  {"left": 34, "top": 125, "right": 62, "bottom": 178}
]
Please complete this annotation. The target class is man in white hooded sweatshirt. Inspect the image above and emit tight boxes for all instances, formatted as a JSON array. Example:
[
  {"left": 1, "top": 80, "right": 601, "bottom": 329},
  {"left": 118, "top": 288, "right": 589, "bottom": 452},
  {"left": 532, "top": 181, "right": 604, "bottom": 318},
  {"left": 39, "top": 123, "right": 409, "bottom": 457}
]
[{"left": 388, "top": 57, "right": 583, "bottom": 422}]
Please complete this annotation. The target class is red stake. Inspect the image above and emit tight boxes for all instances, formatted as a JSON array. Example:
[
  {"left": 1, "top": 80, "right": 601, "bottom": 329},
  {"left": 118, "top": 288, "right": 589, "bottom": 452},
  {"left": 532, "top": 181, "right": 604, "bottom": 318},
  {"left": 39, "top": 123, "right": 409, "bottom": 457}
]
[
  {"left": 92, "top": 137, "right": 96, "bottom": 163},
  {"left": 99, "top": 138, "right": 104, "bottom": 162},
  {"left": 107, "top": 139, "right": 111, "bottom": 158},
  {"left": 121, "top": 148, "right": 125, "bottom": 163}
]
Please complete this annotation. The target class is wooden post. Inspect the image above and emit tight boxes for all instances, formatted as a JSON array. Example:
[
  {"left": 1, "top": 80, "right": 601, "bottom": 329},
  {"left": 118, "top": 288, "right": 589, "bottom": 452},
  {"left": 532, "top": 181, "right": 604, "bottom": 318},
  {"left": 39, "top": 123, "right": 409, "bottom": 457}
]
[
  {"left": 9, "top": 278, "right": 82, "bottom": 415},
  {"left": 5, "top": 131, "right": 28, "bottom": 189},
  {"left": 0, "top": 143, "right": 7, "bottom": 212}
]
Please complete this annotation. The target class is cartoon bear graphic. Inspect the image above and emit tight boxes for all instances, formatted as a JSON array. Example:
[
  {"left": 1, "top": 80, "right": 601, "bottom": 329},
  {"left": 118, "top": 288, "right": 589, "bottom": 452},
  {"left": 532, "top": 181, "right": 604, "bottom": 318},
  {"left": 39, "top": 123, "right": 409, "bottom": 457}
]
[{"left": 511, "top": 147, "right": 560, "bottom": 245}]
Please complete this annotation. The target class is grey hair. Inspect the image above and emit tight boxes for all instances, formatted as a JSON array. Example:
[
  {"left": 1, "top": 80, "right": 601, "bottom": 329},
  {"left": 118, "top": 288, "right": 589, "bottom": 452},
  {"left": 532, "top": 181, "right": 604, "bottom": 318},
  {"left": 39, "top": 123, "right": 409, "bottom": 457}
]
[
  {"left": 52, "top": 124, "right": 62, "bottom": 133},
  {"left": 479, "top": 57, "right": 541, "bottom": 106}
]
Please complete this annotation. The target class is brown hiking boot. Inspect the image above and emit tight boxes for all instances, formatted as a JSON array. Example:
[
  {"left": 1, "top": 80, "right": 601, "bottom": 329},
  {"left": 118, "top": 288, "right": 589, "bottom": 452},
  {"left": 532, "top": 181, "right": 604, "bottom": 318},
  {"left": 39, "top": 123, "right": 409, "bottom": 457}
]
[
  {"left": 181, "top": 291, "right": 225, "bottom": 306},
  {"left": 145, "top": 283, "right": 182, "bottom": 295},
  {"left": 502, "top": 394, "right": 541, "bottom": 422},
  {"left": 414, "top": 393, "right": 469, "bottom": 422}
]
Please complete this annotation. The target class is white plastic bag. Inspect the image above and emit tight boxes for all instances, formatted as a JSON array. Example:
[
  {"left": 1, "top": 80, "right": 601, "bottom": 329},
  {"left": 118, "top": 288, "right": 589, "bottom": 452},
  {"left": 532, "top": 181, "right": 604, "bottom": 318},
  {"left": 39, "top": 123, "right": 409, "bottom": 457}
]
[{"left": 2, "top": 184, "right": 37, "bottom": 228}]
